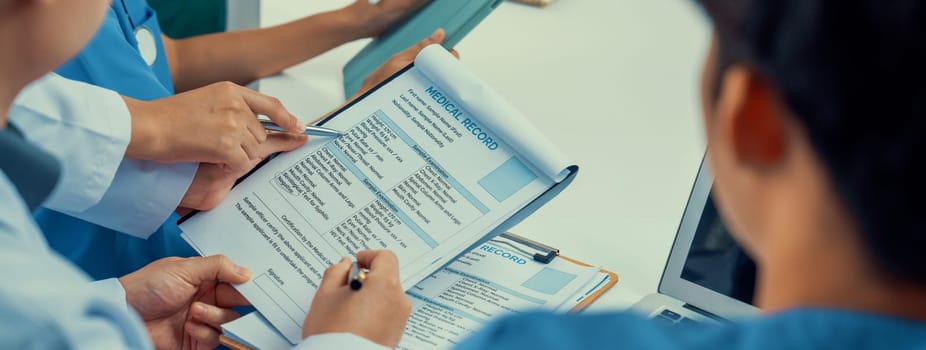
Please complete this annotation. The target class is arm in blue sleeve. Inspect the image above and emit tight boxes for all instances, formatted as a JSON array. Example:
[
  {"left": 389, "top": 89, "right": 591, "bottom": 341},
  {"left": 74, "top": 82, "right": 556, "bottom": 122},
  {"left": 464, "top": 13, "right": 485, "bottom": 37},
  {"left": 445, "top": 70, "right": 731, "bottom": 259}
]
[
  {"left": 454, "top": 311, "right": 695, "bottom": 350},
  {"left": 0, "top": 173, "right": 153, "bottom": 349}
]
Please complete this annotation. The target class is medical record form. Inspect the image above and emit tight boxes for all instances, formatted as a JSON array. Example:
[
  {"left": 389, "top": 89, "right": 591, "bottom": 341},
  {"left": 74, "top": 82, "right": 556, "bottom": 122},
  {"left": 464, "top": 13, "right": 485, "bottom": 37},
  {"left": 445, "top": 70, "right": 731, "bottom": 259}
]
[
  {"left": 221, "top": 234, "right": 617, "bottom": 350},
  {"left": 180, "top": 45, "right": 576, "bottom": 344}
]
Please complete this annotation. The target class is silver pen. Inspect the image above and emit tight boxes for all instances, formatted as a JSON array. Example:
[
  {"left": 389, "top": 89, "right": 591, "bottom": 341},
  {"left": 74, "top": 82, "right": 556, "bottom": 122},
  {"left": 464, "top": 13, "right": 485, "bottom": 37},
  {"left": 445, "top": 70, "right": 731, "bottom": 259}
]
[{"left": 260, "top": 120, "right": 344, "bottom": 138}]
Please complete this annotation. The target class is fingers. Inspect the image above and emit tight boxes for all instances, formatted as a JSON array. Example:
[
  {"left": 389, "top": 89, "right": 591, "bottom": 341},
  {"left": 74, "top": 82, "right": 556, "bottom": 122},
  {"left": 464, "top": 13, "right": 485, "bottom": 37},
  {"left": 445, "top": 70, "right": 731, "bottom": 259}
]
[
  {"left": 377, "top": 0, "right": 427, "bottom": 10},
  {"left": 356, "top": 250, "right": 400, "bottom": 281},
  {"left": 424, "top": 28, "right": 446, "bottom": 47},
  {"left": 319, "top": 257, "right": 352, "bottom": 291},
  {"left": 356, "top": 28, "right": 450, "bottom": 97},
  {"left": 224, "top": 145, "right": 253, "bottom": 175},
  {"left": 217, "top": 83, "right": 267, "bottom": 155},
  {"left": 245, "top": 117, "right": 269, "bottom": 144},
  {"left": 185, "top": 322, "right": 221, "bottom": 350},
  {"left": 214, "top": 283, "right": 251, "bottom": 308},
  {"left": 390, "top": 28, "right": 446, "bottom": 68},
  {"left": 191, "top": 302, "right": 241, "bottom": 329},
  {"left": 239, "top": 88, "right": 304, "bottom": 133},
  {"left": 226, "top": 132, "right": 307, "bottom": 180},
  {"left": 190, "top": 255, "right": 252, "bottom": 285},
  {"left": 390, "top": 28, "right": 445, "bottom": 64},
  {"left": 398, "top": 29, "right": 445, "bottom": 59},
  {"left": 237, "top": 131, "right": 262, "bottom": 164},
  {"left": 256, "top": 132, "right": 309, "bottom": 159}
]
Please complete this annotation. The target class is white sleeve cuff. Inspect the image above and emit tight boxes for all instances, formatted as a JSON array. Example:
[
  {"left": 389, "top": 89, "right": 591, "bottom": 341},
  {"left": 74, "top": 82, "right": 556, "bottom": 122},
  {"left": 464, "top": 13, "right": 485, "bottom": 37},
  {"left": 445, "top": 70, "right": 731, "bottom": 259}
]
[
  {"left": 62, "top": 160, "right": 197, "bottom": 239},
  {"left": 12, "top": 74, "right": 197, "bottom": 237},
  {"left": 89, "top": 278, "right": 131, "bottom": 315},
  {"left": 296, "top": 333, "right": 392, "bottom": 350},
  {"left": 11, "top": 73, "right": 132, "bottom": 213}
]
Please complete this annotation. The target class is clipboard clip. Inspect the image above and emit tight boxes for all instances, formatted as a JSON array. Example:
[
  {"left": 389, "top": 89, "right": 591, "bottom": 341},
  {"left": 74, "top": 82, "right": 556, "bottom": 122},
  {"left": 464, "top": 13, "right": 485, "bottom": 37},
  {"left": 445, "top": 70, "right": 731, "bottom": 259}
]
[{"left": 491, "top": 232, "right": 560, "bottom": 264}]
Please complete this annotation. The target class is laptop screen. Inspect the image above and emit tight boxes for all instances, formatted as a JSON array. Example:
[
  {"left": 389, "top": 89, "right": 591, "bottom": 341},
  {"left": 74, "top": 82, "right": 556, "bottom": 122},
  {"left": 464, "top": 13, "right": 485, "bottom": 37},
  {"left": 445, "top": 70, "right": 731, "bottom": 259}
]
[{"left": 679, "top": 196, "right": 757, "bottom": 305}]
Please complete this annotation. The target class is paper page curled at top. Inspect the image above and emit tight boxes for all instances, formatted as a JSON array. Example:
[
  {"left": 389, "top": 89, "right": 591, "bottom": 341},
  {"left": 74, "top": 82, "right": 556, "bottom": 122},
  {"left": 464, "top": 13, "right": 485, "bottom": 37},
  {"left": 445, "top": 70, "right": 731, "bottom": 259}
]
[{"left": 414, "top": 45, "right": 572, "bottom": 182}]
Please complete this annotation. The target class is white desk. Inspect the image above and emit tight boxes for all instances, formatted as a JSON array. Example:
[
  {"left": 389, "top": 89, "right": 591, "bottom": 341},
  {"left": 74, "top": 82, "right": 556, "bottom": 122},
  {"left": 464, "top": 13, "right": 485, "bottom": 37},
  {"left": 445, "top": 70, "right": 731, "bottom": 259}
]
[{"left": 240, "top": 0, "right": 710, "bottom": 311}]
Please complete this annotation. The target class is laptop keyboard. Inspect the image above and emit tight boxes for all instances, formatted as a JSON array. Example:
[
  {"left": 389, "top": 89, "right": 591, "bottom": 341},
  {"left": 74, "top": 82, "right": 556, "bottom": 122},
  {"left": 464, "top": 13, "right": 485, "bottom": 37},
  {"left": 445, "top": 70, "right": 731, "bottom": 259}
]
[{"left": 653, "top": 309, "right": 699, "bottom": 327}]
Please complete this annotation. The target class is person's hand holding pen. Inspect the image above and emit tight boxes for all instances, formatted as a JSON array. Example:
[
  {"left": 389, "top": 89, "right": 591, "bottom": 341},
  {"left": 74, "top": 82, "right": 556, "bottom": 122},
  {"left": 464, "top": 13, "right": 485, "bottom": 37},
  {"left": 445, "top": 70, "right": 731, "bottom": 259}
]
[
  {"left": 121, "top": 81, "right": 310, "bottom": 212},
  {"left": 303, "top": 250, "right": 412, "bottom": 348},
  {"left": 123, "top": 81, "right": 307, "bottom": 172}
]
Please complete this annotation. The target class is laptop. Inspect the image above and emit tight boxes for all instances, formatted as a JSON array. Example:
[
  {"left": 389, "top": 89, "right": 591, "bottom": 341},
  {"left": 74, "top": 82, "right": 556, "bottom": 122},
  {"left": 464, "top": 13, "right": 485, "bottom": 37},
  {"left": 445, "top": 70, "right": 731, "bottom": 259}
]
[{"left": 632, "top": 156, "right": 759, "bottom": 325}]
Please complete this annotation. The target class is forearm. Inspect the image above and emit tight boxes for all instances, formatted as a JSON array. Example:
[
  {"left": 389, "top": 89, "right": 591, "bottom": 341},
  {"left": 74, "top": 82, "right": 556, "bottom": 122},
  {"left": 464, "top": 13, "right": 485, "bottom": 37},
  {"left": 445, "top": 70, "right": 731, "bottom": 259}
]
[{"left": 168, "top": 9, "right": 364, "bottom": 92}]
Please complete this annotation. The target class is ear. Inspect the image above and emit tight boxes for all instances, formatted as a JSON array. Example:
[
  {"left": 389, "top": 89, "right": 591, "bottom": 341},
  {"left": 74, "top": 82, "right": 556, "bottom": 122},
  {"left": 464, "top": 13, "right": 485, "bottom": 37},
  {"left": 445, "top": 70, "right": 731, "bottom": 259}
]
[{"left": 713, "top": 65, "right": 787, "bottom": 169}]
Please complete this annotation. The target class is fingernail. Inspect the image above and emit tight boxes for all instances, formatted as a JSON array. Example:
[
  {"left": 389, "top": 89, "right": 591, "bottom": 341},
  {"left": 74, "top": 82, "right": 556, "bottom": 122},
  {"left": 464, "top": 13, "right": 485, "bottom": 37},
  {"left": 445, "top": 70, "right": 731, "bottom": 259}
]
[
  {"left": 193, "top": 303, "right": 206, "bottom": 316},
  {"left": 236, "top": 265, "right": 252, "bottom": 279},
  {"left": 430, "top": 29, "right": 441, "bottom": 41},
  {"left": 340, "top": 257, "right": 350, "bottom": 264}
]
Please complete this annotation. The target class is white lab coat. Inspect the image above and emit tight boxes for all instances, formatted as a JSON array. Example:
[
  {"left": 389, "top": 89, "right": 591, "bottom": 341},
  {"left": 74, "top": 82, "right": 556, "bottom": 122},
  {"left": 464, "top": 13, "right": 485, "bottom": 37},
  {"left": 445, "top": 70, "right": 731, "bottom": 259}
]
[
  {"left": 1, "top": 73, "right": 381, "bottom": 349},
  {"left": 9, "top": 73, "right": 197, "bottom": 239},
  {"left": 0, "top": 74, "right": 381, "bottom": 349}
]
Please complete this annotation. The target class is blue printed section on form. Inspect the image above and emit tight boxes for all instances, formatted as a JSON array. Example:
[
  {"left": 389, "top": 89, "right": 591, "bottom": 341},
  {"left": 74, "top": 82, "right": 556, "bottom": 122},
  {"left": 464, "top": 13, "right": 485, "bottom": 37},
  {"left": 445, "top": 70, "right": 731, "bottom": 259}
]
[
  {"left": 478, "top": 157, "right": 538, "bottom": 202},
  {"left": 407, "top": 267, "right": 548, "bottom": 322},
  {"left": 325, "top": 144, "right": 439, "bottom": 248},
  {"left": 521, "top": 267, "right": 578, "bottom": 295},
  {"left": 373, "top": 110, "right": 489, "bottom": 214}
]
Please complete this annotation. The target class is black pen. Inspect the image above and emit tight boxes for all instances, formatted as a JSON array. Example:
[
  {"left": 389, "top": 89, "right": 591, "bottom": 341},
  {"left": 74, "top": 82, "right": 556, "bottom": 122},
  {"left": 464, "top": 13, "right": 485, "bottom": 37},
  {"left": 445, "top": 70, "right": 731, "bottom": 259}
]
[{"left": 349, "top": 261, "right": 368, "bottom": 290}]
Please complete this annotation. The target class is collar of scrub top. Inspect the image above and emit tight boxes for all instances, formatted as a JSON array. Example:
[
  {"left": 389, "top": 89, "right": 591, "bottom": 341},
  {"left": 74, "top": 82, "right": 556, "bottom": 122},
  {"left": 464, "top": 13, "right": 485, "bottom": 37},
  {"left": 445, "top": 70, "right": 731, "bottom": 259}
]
[
  {"left": 0, "top": 123, "right": 61, "bottom": 212},
  {"left": 118, "top": 0, "right": 137, "bottom": 27},
  {"left": 116, "top": 0, "right": 159, "bottom": 67}
]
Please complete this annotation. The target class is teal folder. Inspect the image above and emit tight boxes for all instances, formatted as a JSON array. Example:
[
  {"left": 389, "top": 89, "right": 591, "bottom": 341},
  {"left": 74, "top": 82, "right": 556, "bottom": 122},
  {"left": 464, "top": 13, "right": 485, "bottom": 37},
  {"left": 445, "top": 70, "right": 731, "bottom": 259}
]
[{"left": 342, "top": 0, "right": 504, "bottom": 98}]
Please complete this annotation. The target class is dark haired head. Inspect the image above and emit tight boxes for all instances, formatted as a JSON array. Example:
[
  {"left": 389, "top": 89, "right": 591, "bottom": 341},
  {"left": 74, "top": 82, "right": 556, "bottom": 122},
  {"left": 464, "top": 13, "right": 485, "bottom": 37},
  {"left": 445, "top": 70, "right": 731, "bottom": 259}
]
[{"left": 696, "top": 0, "right": 926, "bottom": 283}]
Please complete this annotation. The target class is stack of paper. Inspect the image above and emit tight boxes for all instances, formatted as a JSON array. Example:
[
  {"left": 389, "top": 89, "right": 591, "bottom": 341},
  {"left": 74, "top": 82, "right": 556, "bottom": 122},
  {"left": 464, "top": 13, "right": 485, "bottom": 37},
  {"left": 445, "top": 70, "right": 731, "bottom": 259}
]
[
  {"left": 223, "top": 235, "right": 614, "bottom": 349},
  {"left": 181, "top": 46, "right": 578, "bottom": 345}
]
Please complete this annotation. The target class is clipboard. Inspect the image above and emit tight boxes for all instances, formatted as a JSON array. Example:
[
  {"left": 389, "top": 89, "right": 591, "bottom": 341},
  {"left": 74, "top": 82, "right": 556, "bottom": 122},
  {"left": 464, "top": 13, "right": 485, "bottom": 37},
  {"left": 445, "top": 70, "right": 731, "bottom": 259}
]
[
  {"left": 190, "top": 50, "right": 585, "bottom": 349},
  {"left": 180, "top": 62, "right": 578, "bottom": 227},
  {"left": 493, "top": 232, "right": 618, "bottom": 312},
  {"left": 343, "top": 0, "right": 504, "bottom": 97},
  {"left": 560, "top": 255, "right": 619, "bottom": 312},
  {"left": 220, "top": 336, "right": 252, "bottom": 350},
  {"left": 218, "top": 231, "right": 618, "bottom": 350}
]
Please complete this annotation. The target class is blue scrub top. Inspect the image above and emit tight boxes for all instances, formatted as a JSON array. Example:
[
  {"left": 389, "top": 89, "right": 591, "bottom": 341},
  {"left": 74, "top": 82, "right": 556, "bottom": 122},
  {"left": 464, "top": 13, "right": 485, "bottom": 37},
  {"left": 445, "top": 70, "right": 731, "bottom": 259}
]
[
  {"left": 37, "top": 0, "right": 194, "bottom": 279},
  {"left": 57, "top": 0, "right": 174, "bottom": 97},
  {"left": 456, "top": 309, "right": 926, "bottom": 350}
]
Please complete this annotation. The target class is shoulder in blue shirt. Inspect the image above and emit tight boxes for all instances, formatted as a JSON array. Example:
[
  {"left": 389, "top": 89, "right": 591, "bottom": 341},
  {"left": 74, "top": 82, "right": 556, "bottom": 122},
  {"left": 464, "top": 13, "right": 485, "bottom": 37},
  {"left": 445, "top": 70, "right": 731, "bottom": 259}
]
[{"left": 455, "top": 309, "right": 926, "bottom": 350}]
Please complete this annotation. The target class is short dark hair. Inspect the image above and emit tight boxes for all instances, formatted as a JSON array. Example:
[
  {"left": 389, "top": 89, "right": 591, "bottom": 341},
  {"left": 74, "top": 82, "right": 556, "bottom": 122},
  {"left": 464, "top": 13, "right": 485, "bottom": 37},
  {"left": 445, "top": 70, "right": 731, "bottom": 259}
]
[{"left": 696, "top": 0, "right": 926, "bottom": 283}]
